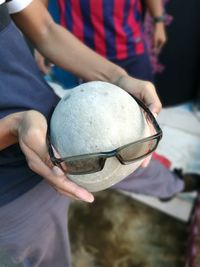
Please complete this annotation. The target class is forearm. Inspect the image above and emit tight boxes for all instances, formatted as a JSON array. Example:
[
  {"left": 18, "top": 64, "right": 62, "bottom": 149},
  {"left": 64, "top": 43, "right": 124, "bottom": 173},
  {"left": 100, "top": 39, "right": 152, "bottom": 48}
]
[
  {"left": 145, "top": 0, "right": 164, "bottom": 18},
  {"left": 11, "top": 0, "right": 162, "bottom": 114},
  {"left": 12, "top": 1, "right": 127, "bottom": 84},
  {"left": 40, "top": 0, "right": 48, "bottom": 7},
  {"left": 0, "top": 112, "right": 23, "bottom": 150},
  {"left": 36, "top": 24, "right": 127, "bottom": 83}
]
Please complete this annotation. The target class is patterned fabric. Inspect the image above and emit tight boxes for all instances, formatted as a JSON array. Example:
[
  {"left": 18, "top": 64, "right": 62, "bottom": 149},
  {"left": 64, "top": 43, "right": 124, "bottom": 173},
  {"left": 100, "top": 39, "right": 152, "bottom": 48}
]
[
  {"left": 143, "top": 0, "right": 173, "bottom": 74},
  {"left": 57, "top": 0, "right": 145, "bottom": 60}
]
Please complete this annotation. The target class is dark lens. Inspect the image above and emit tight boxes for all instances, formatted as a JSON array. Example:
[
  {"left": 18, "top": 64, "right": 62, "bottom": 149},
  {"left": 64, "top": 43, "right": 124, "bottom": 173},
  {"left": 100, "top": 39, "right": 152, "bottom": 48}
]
[
  {"left": 119, "top": 138, "right": 158, "bottom": 163},
  {"left": 63, "top": 156, "right": 104, "bottom": 175}
]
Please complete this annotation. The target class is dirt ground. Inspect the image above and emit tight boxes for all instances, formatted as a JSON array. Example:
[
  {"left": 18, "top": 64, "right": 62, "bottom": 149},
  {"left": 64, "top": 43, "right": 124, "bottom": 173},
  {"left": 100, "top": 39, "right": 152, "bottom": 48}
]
[
  {"left": 69, "top": 190, "right": 188, "bottom": 267},
  {"left": 0, "top": 189, "right": 188, "bottom": 267}
]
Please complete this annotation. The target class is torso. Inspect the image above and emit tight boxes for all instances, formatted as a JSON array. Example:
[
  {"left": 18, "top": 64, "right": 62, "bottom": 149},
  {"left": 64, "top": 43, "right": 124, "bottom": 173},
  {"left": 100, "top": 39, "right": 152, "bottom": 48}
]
[{"left": 53, "top": 0, "right": 145, "bottom": 60}]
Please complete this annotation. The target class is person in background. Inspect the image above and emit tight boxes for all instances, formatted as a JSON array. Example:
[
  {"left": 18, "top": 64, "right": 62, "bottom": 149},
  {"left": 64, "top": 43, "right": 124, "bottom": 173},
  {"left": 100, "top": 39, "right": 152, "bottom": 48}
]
[
  {"left": 34, "top": 0, "right": 191, "bottom": 198},
  {"left": 35, "top": 0, "right": 167, "bottom": 87}
]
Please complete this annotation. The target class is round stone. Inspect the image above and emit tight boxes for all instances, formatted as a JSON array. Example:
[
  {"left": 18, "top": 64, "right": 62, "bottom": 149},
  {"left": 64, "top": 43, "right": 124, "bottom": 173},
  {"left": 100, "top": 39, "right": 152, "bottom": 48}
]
[{"left": 50, "top": 81, "right": 150, "bottom": 192}]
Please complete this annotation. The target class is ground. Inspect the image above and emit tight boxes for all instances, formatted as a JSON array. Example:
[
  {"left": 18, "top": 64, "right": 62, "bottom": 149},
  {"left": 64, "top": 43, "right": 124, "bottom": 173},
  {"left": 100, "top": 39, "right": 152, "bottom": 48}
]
[
  {"left": 0, "top": 190, "right": 187, "bottom": 267},
  {"left": 69, "top": 190, "right": 187, "bottom": 267}
]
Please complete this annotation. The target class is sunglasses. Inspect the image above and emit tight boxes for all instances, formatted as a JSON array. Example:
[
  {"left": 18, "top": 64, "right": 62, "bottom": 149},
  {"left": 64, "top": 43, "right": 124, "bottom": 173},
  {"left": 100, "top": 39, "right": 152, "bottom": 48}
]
[{"left": 47, "top": 95, "right": 162, "bottom": 175}]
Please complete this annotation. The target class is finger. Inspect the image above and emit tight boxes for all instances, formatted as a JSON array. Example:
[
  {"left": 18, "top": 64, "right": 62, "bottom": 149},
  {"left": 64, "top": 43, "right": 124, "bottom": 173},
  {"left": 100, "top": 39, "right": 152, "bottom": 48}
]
[
  {"left": 21, "top": 143, "right": 94, "bottom": 202},
  {"left": 156, "top": 40, "right": 163, "bottom": 53},
  {"left": 35, "top": 52, "right": 51, "bottom": 74},
  {"left": 152, "top": 39, "right": 158, "bottom": 54},
  {"left": 51, "top": 167, "right": 95, "bottom": 202},
  {"left": 141, "top": 82, "right": 162, "bottom": 115},
  {"left": 153, "top": 40, "right": 161, "bottom": 55},
  {"left": 39, "top": 61, "right": 52, "bottom": 75},
  {"left": 42, "top": 66, "right": 52, "bottom": 75},
  {"left": 145, "top": 116, "right": 156, "bottom": 135},
  {"left": 52, "top": 184, "right": 94, "bottom": 202},
  {"left": 141, "top": 155, "right": 152, "bottom": 168}
]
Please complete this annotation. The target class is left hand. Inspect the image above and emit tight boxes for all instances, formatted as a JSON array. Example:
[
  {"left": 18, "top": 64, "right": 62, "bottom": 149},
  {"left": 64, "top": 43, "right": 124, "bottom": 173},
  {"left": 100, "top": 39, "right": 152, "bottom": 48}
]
[{"left": 152, "top": 23, "right": 167, "bottom": 54}]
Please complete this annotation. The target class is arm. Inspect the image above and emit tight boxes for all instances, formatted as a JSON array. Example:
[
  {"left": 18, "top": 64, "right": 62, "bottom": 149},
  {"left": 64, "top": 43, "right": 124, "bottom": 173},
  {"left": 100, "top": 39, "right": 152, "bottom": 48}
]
[
  {"left": 11, "top": 0, "right": 161, "bottom": 114},
  {"left": 145, "top": 0, "right": 164, "bottom": 18},
  {"left": 0, "top": 111, "right": 94, "bottom": 202},
  {"left": 12, "top": 1, "right": 125, "bottom": 85},
  {"left": 145, "top": 0, "right": 167, "bottom": 53}
]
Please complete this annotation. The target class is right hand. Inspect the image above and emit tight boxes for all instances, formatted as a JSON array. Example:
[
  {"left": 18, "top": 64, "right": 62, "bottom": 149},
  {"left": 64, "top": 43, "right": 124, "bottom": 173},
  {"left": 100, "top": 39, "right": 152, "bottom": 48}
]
[
  {"left": 152, "top": 23, "right": 167, "bottom": 54},
  {"left": 117, "top": 75, "right": 162, "bottom": 168},
  {"left": 117, "top": 75, "right": 162, "bottom": 116},
  {"left": 17, "top": 110, "right": 94, "bottom": 203}
]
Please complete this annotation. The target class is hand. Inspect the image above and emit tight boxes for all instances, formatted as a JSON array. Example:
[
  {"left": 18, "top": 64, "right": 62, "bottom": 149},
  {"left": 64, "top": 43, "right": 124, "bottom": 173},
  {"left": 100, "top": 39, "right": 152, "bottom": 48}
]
[
  {"left": 34, "top": 50, "right": 53, "bottom": 75},
  {"left": 117, "top": 75, "right": 162, "bottom": 115},
  {"left": 16, "top": 110, "right": 94, "bottom": 203},
  {"left": 116, "top": 75, "right": 162, "bottom": 167},
  {"left": 152, "top": 23, "right": 167, "bottom": 54},
  {"left": 141, "top": 112, "right": 158, "bottom": 168}
]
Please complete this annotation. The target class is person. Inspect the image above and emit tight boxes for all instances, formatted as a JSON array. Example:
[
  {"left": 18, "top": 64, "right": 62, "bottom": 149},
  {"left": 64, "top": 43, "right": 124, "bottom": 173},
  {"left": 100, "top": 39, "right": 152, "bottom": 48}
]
[
  {"left": 0, "top": 1, "right": 190, "bottom": 267},
  {"left": 34, "top": 0, "right": 189, "bottom": 197},
  {"left": 35, "top": 0, "right": 167, "bottom": 87}
]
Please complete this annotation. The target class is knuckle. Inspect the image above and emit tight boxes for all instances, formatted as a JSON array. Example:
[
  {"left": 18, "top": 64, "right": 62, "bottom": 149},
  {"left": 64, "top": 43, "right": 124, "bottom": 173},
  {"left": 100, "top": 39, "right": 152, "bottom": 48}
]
[
  {"left": 158, "top": 102, "right": 162, "bottom": 110},
  {"left": 145, "top": 81, "right": 156, "bottom": 92},
  {"left": 44, "top": 156, "right": 54, "bottom": 168},
  {"left": 27, "top": 160, "right": 36, "bottom": 171},
  {"left": 58, "top": 175, "right": 67, "bottom": 184}
]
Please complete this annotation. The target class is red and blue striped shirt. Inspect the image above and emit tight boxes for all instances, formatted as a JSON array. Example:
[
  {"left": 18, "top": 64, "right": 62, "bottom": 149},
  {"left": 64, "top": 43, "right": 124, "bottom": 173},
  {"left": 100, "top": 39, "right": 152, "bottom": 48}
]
[{"left": 57, "top": 0, "right": 145, "bottom": 60}]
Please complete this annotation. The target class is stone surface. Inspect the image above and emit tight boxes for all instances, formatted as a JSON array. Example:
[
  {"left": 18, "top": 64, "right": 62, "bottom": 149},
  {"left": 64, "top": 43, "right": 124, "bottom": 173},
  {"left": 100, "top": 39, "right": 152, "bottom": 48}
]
[{"left": 51, "top": 81, "right": 150, "bottom": 192}]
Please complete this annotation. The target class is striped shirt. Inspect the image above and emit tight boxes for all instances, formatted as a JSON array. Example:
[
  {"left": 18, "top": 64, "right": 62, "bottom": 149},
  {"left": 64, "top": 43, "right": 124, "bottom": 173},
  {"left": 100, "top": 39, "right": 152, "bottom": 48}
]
[{"left": 56, "top": 0, "right": 145, "bottom": 60}]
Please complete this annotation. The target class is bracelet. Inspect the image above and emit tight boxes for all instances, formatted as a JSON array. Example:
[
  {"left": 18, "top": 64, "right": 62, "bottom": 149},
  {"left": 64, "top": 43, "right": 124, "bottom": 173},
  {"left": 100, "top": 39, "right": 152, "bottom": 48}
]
[{"left": 153, "top": 14, "right": 166, "bottom": 24}]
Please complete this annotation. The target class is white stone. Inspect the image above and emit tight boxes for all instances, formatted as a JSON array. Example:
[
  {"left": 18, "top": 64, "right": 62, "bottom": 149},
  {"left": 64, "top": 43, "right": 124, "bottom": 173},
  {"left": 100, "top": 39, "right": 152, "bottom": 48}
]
[{"left": 50, "top": 81, "right": 150, "bottom": 192}]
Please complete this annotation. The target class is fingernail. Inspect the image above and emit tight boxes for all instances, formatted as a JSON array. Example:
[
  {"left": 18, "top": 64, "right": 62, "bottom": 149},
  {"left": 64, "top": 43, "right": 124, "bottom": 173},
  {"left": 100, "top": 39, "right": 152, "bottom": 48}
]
[
  {"left": 76, "top": 190, "right": 94, "bottom": 203},
  {"left": 52, "top": 166, "right": 64, "bottom": 176},
  {"left": 153, "top": 113, "right": 158, "bottom": 118},
  {"left": 142, "top": 162, "right": 148, "bottom": 168}
]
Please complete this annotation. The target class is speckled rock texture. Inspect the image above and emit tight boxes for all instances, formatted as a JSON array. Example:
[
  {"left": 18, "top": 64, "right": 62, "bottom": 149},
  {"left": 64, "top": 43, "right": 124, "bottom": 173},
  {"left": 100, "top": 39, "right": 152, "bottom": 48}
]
[{"left": 51, "top": 81, "right": 150, "bottom": 192}]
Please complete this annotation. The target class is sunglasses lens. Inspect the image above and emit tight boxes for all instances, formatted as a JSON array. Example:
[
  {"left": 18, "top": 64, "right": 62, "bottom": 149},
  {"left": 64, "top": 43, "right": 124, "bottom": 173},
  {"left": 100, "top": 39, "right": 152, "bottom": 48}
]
[
  {"left": 119, "top": 138, "right": 158, "bottom": 163},
  {"left": 63, "top": 156, "right": 104, "bottom": 175}
]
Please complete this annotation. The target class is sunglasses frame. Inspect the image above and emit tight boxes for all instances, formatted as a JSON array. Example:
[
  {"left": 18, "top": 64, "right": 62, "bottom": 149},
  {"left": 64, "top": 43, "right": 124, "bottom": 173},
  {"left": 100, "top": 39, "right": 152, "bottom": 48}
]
[{"left": 47, "top": 94, "right": 163, "bottom": 174}]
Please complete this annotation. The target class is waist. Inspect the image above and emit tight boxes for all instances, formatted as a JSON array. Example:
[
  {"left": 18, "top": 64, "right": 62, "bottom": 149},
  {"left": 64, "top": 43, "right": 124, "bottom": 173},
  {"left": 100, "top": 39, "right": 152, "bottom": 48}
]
[{"left": 0, "top": 2, "right": 11, "bottom": 32}]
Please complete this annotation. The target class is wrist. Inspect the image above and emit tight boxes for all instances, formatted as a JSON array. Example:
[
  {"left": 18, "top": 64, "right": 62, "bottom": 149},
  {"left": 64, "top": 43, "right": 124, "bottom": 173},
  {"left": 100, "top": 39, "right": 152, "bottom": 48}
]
[
  {"left": 111, "top": 68, "right": 129, "bottom": 88},
  {"left": 154, "top": 22, "right": 165, "bottom": 31},
  {"left": 153, "top": 13, "right": 166, "bottom": 24}
]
